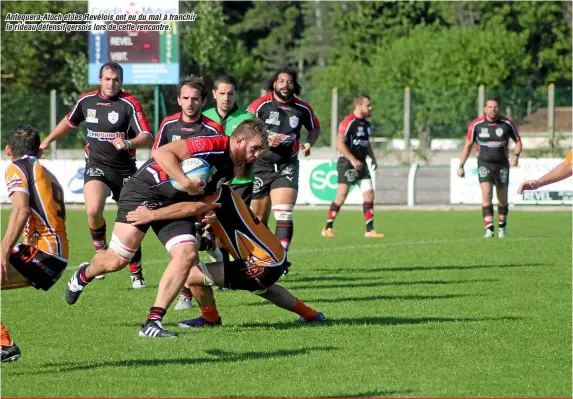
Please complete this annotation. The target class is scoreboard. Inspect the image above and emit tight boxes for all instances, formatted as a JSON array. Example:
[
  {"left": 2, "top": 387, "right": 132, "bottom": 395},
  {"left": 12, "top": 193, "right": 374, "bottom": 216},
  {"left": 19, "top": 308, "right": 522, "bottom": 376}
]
[{"left": 88, "top": 0, "right": 179, "bottom": 85}]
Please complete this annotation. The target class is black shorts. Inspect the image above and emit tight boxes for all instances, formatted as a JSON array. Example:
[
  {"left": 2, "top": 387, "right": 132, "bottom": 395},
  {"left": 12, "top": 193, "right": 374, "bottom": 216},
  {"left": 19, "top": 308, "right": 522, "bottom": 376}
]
[
  {"left": 477, "top": 161, "right": 509, "bottom": 187},
  {"left": 84, "top": 165, "right": 134, "bottom": 201},
  {"left": 223, "top": 257, "right": 286, "bottom": 292},
  {"left": 116, "top": 210, "right": 197, "bottom": 249},
  {"left": 230, "top": 182, "right": 254, "bottom": 207},
  {"left": 337, "top": 158, "right": 371, "bottom": 185},
  {"left": 252, "top": 160, "right": 299, "bottom": 199},
  {"left": 9, "top": 244, "right": 68, "bottom": 291}
]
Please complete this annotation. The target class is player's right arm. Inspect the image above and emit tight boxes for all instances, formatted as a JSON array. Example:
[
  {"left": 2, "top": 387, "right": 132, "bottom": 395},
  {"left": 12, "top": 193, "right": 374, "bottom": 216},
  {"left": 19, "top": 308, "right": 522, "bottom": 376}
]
[
  {"left": 457, "top": 139, "right": 474, "bottom": 178},
  {"left": 39, "top": 118, "right": 73, "bottom": 151},
  {"left": 336, "top": 136, "right": 363, "bottom": 171},
  {"left": 41, "top": 94, "right": 88, "bottom": 151},
  {"left": 1, "top": 191, "right": 30, "bottom": 275}
]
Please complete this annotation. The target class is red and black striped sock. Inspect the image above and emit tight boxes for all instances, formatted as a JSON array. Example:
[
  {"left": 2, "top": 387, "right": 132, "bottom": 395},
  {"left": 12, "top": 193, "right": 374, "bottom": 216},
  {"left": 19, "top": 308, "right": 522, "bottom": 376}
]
[
  {"left": 326, "top": 202, "right": 341, "bottom": 229},
  {"left": 89, "top": 223, "right": 107, "bottom": 252},
  {"left": 147, "top": 306, "right": 166, "bottom": 322},
  {"left": 363, "top": 201, "right": 374, "bottom": 232}
]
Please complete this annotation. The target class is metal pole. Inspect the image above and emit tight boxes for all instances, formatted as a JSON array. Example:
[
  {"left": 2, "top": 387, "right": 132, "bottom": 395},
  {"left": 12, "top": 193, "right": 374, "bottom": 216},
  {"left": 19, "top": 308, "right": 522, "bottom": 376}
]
[
  {"left": 331, "top": 87, "right": 338, "bottom": 158},
  {"left": 404, "top": 87, "right": 411, "bottom": 163},
  {"left": 548, "top": 83, "right": 555, "bottom": 156},
  {"left": 50, "top": 89, "right": 57, "bottom": 159},
  {"left": 478, "top": 84, "right": 485, "bottom": 117},
  {"left": 154, "top": 85, "right": 160, "bottom": 133}
]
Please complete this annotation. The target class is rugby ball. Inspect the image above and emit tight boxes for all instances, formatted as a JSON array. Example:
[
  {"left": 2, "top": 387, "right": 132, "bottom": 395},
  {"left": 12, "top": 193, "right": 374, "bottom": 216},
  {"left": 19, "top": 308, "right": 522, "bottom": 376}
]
[{"left": 170, "top": 158, "right": 211, "bottom": 191}]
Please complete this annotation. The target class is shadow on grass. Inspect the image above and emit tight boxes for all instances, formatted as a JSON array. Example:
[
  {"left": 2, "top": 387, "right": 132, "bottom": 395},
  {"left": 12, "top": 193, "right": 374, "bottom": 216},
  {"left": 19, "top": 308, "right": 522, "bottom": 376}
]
[
  {"left": 246, "top": 293, "right": 479, "bottom": 306},
  {"left": 284, "top": 278, "right": 499, "bottom": 290},
  {"left": 309, "top": 263, "right": 544, "bottom": 274},
  {"left": 12, "top": 346, "right": 337, "bottom": 376},
  {"left": 238, "top": 315, "right": 522, "bottom": 330},
  {"left": 322, "top": 389, "right": 416, "bottom": 398}
]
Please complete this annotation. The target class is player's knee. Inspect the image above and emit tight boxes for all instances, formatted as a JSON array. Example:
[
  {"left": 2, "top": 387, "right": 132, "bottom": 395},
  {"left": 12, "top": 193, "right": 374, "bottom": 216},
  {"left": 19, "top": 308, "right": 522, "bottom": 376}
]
[
  {"left": 166, "top": 235, "right": 198, "bottom": 267},
  {"left": 272, "top": 204, "right": 294, "bottom": 221},
  {"left": 108, "top": 234, "right": 137, "bottom": 268},
  {"left": 198, "top": 262, "right": 216, "bottom": 286},
  {"left": 359, "top": 179, "right": 373, "bottom": 195}
]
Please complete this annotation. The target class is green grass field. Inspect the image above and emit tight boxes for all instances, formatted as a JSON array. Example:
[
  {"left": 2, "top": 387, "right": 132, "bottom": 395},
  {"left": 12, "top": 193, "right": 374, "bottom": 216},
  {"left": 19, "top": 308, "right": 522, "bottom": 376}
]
[{"left": 1, "top": 208, "right": 571, "bottom": 398}]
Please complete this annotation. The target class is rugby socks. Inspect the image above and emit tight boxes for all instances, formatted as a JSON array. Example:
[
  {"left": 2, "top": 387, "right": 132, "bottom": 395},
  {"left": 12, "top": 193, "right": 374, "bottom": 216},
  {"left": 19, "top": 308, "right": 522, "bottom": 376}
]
[
  {"left": 289, "top": 298, "right": 319, "bottom": 321},
  {"left": 498, "top": 205, "right": 508, "bottom": 229},
  {"left": 180, "top": 287, "right": 193, "bottom": 298},
  {"left": 147, "top": 306, "right": 166, "bottom": 322},
  {"left": 482, "top": 205, "right": 494, "bottom": 232},
  {"left": 1, "top": 324, "right": 13, "bottom": 346},
  {"left": 363, "top": 201, "right": 375, "bottom": 232},
  {"left": 200, "top": 303, "right": 220, "bottom": 324},
  {"left": 325, "top": 202, "right": 341, "bottom": 229},
  {"left": 90, "top": 223, "right": 107, "bottom": 251},
  {"left": 274, "top": 205, "right": 294, "bottom": 250},
  {"left": 129, "top": 248, "right": 143, "bottom": 274}
]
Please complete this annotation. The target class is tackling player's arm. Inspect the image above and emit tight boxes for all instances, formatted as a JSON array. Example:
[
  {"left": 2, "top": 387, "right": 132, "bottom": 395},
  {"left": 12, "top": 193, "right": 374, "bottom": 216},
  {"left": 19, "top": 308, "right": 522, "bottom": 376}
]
[
  {"left": 126, "top": 202, "right": 221, "bottom": 225},
  {"left": 1, "top": 192, "right": 30, "bottom": 274},
  {"left": 153, "top": 140, "right": 206, "bottom": 195}
]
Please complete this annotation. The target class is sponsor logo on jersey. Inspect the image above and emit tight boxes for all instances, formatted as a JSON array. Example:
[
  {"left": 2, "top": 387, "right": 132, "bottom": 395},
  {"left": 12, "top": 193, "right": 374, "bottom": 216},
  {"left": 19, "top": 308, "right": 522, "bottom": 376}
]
[
  {"left": 108, "top": 111, "right": 119, "bottom": 124},
  {"left": 479, "top": 131, "right": 490, "bottom": 138},
  {"left": 171, "top": 135, "right": 181, "bottom": 142},
  {"left": 96, "top": 102, "right": 111, "bottom": 107},
  {"left": 265, "top": 111, "right": 280, "bottom": 126},
  {"left": 86, "top": 109, "right": 98, "bottom": 123},
  {"left": 87, "top": 129, "right": 124, "bottom": 141}
]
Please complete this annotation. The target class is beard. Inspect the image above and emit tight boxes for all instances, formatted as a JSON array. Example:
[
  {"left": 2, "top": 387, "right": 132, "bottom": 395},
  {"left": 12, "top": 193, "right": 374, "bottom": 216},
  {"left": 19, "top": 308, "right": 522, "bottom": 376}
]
[
  {"left": 274, "top": 88, "right": 293, "bottom": 102},
  {"left": 233, "top": 160, "right": 254, "bottom": 179},
  {"left": 230, "top": 148, "right": 255, "bottom": 178}
]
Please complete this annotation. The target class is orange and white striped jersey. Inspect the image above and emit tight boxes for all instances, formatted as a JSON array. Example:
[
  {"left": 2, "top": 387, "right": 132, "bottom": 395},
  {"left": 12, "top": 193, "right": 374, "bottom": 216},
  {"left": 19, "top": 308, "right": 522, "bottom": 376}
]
[
  {"left": 565, "top": 150, "right": 572, "bottom": 166},
  {"left": 207, "top": 185, "right": 285, "bottom": 268},
  {"left": 5, "top": 156, "right": 69, "bottom": 259}
]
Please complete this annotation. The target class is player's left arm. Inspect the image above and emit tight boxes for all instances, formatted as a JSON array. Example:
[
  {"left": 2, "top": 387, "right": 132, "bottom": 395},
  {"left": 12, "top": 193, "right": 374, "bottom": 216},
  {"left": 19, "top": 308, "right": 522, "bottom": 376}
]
[
  {"left": 507, "top": 118, "right": 522, "bottom": 167},
  {"left": 367, "top": 144, "right": 378, "bottom": 170},
  {"left": 113, "top": 96, "right": 154, "bottom": 150},
  {"left": 301, "top": 106, "right": 321, "bottom": 156},
  {"left": 1, "top": 192, "right": 31, "bottom": 274},
  {"left": 510, "top": 140, "right": 522, "bottom": 167}
]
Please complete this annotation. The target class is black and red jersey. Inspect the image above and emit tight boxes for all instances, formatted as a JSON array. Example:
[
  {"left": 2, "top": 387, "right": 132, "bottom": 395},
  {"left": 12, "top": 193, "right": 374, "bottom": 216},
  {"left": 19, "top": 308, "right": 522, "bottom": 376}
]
[
  {"left": 153, "top": 113, "right": 224, "bottom": 149},
  {"left": 466, "top": 115, "right": 521, "bottom": 164},
  {"left": 247, "top": 92, "right": 320, "bottom": 164},
  {"left": 338, "top": 113, "right": 372, "bottom": 163},
  {"left": 67, "top": 90, "right": 152, "bottom": 172},
  {"left": 122, "top": 135, "right": 234, "bottom": 207}
]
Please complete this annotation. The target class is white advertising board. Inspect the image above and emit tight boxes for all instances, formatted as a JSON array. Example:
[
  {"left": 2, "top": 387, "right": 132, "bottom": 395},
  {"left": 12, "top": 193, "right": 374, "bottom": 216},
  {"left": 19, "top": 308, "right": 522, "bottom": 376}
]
[
  {"left": 450, "top": 158, "right": 573, "bottom": 205},
  {"left": 1, "top": 159, "right": 375, "bottom": 205}
]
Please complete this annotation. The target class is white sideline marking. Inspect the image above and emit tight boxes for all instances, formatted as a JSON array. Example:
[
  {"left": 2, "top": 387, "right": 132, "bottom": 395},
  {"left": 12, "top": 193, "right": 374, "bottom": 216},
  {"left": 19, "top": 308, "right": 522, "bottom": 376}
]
[{"left": 64, "top": 236, "right": 558, "bottom": 270}]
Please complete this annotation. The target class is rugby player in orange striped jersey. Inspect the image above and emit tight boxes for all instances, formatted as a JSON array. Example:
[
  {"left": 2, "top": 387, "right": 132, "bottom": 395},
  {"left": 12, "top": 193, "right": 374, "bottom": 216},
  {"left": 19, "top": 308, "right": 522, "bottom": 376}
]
[{"left": 1, "top": 126, "right": 69, "bottom": 362}]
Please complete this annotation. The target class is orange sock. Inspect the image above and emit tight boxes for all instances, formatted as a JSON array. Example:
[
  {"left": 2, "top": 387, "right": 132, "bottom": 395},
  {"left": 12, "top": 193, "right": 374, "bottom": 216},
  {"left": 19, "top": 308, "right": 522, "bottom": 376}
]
[
  {"left": 200, "top": 303, "right": 220, "bottom": 324},
  {"left": 1, "top": 323, "right": 13, "bottom": 347},
  {"left": 290, "top": 298, "right": 319, "bottom": 321}
]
